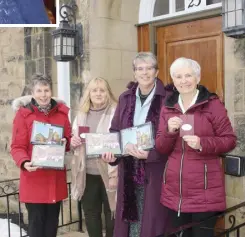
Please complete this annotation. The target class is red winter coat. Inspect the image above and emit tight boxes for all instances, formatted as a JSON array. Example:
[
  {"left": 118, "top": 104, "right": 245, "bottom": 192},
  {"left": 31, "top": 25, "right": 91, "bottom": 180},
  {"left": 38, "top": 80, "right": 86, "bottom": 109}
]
[
  {"left": 11, "top": 96, "right": 72, "bottom": 204},
  {"left": 156, "top": 86, "right": 236, "bottom": 214}
]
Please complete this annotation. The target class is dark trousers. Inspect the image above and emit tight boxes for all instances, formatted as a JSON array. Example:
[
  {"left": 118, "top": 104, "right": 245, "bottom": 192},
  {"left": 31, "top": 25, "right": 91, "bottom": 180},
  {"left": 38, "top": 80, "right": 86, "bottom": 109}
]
[
  {"left": 167, "top": 208, "right": 218, "bottom": 237},
  {"left": 82, "top": 174, "right": 114, "bottom": 237},
  {"left": 25, "top": 202, "right": 61, "bottom": 237}
]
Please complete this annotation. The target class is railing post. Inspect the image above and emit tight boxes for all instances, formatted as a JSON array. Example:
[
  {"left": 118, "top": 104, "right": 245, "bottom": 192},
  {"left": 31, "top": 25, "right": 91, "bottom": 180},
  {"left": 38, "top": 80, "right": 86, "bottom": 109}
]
[{"left": 77, "top": 200, "right": 83, "bottom": 232}]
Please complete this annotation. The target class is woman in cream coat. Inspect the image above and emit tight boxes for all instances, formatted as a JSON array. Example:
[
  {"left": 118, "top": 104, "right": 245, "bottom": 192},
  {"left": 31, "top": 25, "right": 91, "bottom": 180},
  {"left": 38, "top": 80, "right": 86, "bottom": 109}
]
[{"left": 71, "top": 77, "right": 118, "bottom": 237}]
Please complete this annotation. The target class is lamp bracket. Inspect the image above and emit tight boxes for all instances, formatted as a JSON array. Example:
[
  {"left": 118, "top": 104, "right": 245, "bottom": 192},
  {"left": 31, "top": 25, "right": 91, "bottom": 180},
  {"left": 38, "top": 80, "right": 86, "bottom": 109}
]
[{"left": 60, "top": 1, "right": 78, "bottom": 26}]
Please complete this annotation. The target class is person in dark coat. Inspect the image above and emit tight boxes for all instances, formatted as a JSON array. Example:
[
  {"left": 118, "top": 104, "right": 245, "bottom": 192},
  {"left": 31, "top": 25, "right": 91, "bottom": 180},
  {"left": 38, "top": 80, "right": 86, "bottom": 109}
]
[
  {"left": 11, "top": 73, "right": 71, "bottom": 237},
  {"left": 155, "top": 57, "right": 237, "bottom": 237},
  {"left": 102, "top": 52, "right": 169, "bottom": 237},
  {"left": 0, "top": 0, "right": 49, "bottom": 24}
]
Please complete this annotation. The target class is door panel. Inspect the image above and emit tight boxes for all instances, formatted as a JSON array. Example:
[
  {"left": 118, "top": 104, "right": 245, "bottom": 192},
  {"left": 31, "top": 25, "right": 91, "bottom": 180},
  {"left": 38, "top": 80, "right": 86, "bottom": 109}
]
[
  {"left": 157, "top": 16, "right": 223, "bottom": 100},
  {"left": 137, "top": 25, "right": 150, "bottom": 52}
]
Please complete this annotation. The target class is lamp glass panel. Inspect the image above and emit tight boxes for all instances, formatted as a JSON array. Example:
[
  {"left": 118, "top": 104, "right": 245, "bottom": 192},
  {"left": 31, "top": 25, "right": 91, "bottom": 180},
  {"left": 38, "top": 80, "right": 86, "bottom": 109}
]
[
  {"left": 63, "top": 36, "right": 67, "bottom": 46},
  {"left": 57, "top": 43, "right": 60, "bottom": 56},
  {"left": 228, "top": 1, "right": 235, "bottom": 11},
  {"left": 62, "top": 36, "right": 67, "bottom": 55},
  {"left": 228, "top": 11, "right": 236, "bottom": 27},
  {"left": 67, "top": 37, "right": 72, "bottom": 46},
  {"left": 236, "top": 9, "right": 243, "bottom": 25},
  {"left": 67, "top": 46, "right": 72, "bottom": 55},
  {"left": 236, "top": 0, "right": 242, "bottom": 10},
  {"left": 57, "top": 36, "right": 60, "bottom": 47},
  {"left": 71, "top": 38, "right": 74, "bottom": 47}
]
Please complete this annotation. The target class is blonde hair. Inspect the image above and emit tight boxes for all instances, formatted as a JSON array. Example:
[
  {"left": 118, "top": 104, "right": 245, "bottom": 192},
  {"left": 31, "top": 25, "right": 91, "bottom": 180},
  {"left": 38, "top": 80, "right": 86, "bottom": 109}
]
[{"left": 79, "top": 77, "right": 117, "bottom": 113}]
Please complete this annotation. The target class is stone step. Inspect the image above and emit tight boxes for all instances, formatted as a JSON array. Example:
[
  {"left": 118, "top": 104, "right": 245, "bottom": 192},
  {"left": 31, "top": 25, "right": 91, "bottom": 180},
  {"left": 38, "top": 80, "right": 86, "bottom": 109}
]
[{"left": 58, "top": 231, "right": 88, "bottom": 237}]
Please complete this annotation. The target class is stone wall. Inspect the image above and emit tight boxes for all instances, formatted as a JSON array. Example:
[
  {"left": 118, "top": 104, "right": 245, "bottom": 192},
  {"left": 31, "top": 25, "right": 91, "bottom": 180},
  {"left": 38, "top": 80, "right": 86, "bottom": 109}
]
[
  {"left": 0, "top": 28, "right": 25, "bottom": 181},
  {"left": 224, "top": 36, "right": 245, "bottom": 234}
]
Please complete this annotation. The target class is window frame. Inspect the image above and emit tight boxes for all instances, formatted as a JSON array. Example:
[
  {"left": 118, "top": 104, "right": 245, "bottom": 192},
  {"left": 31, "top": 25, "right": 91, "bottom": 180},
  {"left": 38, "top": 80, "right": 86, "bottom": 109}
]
[{"left": 139, "top": 0, "right": 222, "bottom": 24}]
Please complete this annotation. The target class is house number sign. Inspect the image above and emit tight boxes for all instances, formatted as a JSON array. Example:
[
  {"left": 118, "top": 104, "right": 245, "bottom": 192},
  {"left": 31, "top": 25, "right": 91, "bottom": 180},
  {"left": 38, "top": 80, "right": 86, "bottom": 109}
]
[{"left": 185, "top": 0, "right": 206, "bottom": 10}]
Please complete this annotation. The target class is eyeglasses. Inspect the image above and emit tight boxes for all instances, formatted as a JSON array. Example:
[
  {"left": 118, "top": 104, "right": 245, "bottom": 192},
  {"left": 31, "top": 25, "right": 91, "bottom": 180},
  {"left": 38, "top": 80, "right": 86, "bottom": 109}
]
[{"left": 135, "top": 66, "right": 155, "bottom": 72}]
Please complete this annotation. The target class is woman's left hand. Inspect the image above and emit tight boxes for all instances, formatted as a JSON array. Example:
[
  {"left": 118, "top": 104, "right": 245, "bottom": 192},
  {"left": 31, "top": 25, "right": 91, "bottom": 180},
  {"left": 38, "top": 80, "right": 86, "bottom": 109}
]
[
  {"left": 183, "top": 135, "right": 201, "bottom": 150},
  {"left": 61, "top": 138, "right": 67, "bottom": 145}
]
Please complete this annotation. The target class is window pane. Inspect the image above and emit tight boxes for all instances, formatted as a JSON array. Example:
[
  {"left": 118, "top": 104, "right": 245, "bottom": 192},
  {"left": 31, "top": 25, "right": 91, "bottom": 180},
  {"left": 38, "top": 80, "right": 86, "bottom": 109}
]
[
  {"left": 207, "top": 0, "right": 221, "bottom": 5},
  {"left": 176, "top": 0, "right": 184, "bottom": 12},
  {"left": 153, "top": 0, "right": 169, "bottom": 17}
]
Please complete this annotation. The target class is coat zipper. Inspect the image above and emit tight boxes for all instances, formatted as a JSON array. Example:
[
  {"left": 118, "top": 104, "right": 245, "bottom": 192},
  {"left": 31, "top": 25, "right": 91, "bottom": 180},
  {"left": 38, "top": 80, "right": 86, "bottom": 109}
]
[
  {"left": 178, "top": 139, "right": 185, "bottom": 217},
  {"left": 204, "top": 164, "right": 208, "bottom": 190},
  {"left": 163, "top": 160, "right": 169, "bottom": 184}
]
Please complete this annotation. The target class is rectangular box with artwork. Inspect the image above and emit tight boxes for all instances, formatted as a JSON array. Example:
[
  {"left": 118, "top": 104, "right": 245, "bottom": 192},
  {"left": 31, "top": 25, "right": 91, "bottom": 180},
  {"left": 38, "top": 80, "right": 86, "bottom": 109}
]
[
  {"left": 31, "top": 121, "right": 64, "bottom": 145},
  {"left": 31, "top": 144, "right": 66, "bottom": 169},
  {"left": 85, "top": 122, "right": 154, "bottom": 158}
]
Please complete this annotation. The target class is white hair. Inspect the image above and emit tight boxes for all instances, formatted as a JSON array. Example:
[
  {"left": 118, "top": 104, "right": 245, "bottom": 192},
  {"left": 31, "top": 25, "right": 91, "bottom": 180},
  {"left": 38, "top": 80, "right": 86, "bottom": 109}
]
[{"left": 170, "top": 57, "right": 201, "bottom": 83}]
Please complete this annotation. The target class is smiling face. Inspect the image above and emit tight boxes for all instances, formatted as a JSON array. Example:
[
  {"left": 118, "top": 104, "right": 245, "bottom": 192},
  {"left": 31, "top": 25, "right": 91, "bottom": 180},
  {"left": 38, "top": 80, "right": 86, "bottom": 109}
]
[
  {"left": 172, "top": 66, "right": 199, "bottom": 95},
  {"left": 134, "top": 60, "right": 159, "bottom": 89},
  {"left": 89, "top": 81, "right": 108, "bottom": 108},
  {"left": 32, "top": 83, "right": 52, "bottom": 107}
]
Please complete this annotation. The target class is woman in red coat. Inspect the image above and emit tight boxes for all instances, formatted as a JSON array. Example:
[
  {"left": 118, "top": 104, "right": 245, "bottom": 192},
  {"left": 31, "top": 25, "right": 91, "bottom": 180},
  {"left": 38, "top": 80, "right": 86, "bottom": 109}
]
[
  {"left": 155, "top": 57, "right": 237, "bottom": 237},
  {"left": 11, "top": 73, "right": 71, "bottom": 237}
]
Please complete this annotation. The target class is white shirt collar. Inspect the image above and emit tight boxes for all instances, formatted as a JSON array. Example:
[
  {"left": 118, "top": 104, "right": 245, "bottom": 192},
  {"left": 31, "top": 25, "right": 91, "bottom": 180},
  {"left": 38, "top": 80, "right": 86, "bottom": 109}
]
[{"left": 178, "top": 89, "right": 199, "bottom": 114}]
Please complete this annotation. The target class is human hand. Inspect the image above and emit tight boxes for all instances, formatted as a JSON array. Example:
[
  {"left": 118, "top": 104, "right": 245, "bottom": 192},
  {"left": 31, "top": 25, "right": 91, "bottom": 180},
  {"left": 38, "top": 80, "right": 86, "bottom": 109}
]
[
  {"left": 101, "top": 152, "right": 117, "bottom": 163},
  {"left": 71, "top": 135, "right": 82, "bottom": 148},
  {"left": 168, "top": 116, "right": 183, "bottom": 133},
  {"left": 61, "top": 138, "right": 67, "bottom": 145},
  {"left": 24, "top": 162, "right": 38, "bottom": 172},
  {"left": 125, "top": 143, "right": 149, "bottom": 159},
  {"left": 183, "top": 135, "right": 201, "bottom": 150}
]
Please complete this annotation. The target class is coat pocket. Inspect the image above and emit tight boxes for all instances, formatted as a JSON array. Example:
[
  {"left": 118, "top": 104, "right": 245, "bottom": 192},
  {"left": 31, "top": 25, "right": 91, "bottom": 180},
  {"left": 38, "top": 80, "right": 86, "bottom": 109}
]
[
  {"left": 163, "top": 161, "right": 169, "bottom": 184},
  {"left": 204, "top": 163, "right": 208, "bottom": 190}
]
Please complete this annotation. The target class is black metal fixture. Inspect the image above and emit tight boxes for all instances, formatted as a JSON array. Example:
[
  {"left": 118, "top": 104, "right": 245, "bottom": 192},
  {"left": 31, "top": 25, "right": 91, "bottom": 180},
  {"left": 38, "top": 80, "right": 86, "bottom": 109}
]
[
  {"left": 222, "top": 0, "right": 245, "bottom": 38},
  {"left": 52, "top": 0, "right": 83, "bottom": 61}
]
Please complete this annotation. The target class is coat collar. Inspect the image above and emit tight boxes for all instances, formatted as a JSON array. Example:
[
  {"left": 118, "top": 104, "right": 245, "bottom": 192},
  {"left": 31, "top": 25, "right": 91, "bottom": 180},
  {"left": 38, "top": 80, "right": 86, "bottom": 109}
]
[
  {"left": 165, "top": 85, "right": 218, "bottom": 108},
  {"left": 124, "top": 78, "right": 166, "bottom": 97}
]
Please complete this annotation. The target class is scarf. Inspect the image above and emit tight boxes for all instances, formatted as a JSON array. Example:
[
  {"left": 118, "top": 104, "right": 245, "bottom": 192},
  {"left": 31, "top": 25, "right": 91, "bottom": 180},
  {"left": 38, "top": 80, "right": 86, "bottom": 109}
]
[
  {"left": 123, "top": 85, "right": 163, "bottom": 222},
  {"left": 31, "top": 98, "right": 52, "bottom": 115}
]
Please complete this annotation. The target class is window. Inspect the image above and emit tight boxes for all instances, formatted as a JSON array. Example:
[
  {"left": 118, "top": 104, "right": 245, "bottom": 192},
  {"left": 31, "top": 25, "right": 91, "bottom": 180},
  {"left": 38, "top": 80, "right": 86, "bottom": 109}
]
[
  {"left": 176, "top": 0, "right": 185, "bottom": 12},
  {"left": 207, "top": 0, "right": 221, "bottom": 5},
  {"left": 153, "top": 0, "right": 169, "bottom": 17}
]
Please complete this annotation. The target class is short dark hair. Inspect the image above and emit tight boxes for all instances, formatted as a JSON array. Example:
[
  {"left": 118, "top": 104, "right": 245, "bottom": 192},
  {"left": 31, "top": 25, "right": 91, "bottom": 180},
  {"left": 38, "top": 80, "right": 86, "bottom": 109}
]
[{"left": 30, "top": 73, "right": 52, "bottom": 91}]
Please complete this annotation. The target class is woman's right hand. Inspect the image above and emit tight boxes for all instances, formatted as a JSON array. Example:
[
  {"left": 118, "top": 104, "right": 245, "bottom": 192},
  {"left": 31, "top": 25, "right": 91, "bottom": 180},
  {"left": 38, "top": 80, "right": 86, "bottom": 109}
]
[
  {"left": 168, "top": 116, "right": 183, "bottom": 133},
  {"left": 102, "top": 152, "right": 117, "bottom": 163},
  {"left": 24, "top": 162, "right": 38, "bottom": 172},
  {"left": 71, "top": 135, "right": 82, "bottom": 148}
]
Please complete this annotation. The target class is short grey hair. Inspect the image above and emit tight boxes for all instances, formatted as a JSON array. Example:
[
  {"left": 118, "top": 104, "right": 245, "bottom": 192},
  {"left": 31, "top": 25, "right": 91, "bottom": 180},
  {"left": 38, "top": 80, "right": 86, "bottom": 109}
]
[
  {"left": 170, "top": 57, "right": 201, "bottom": 83},
  {"left": 30, "top": 73, "right": 52, "bottom": 91},
  {"left": 132, "top": 52, "right": 158, "bottom": 71}
]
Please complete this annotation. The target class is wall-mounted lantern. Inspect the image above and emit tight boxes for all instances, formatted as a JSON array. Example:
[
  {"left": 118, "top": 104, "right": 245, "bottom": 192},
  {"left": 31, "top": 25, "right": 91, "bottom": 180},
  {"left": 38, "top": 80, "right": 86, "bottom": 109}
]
[
  {"left": 222, "top": 0, "right": 245, "bottom": 38},
  {"left": 52, "top": 1, "right": 83, "bottom": 61}
]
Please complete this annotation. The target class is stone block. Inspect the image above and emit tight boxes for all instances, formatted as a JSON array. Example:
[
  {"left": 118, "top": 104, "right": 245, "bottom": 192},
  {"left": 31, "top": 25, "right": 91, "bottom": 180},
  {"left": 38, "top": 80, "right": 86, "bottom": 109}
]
[
  {"left": 90, "top": 18, "right": 137, "bottom": 51},
  {"left": 90, "top": 48, "right": 122, "bottom": 81},
  {"left": 107, "top": 78, "right": 128, "bottom": 98},
  {"left": 121, "top": 51, "right": 137, "bottom": 81},
  {"left": 121, "top": 0, "right": 140, "bottom": 23}
]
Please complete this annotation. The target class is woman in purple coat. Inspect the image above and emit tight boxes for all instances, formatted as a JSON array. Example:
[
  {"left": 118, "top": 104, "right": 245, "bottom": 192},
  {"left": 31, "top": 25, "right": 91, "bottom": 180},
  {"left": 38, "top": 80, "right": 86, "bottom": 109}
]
[{"left": 102, "top": 52, "right": 169, "bottom": 237}]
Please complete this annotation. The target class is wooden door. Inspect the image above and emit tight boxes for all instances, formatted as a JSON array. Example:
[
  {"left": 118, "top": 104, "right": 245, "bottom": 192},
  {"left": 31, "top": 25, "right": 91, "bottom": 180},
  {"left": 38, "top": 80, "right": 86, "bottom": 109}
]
[{"left": 156, "top": 16, "right": 223, "bottom": 100}]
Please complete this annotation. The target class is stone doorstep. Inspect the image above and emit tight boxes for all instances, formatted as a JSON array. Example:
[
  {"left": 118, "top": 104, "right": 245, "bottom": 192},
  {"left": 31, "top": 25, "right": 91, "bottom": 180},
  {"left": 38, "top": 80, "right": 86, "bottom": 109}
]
[{"left": 58, "top": 231, "right": 88, "bottom": 237}]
